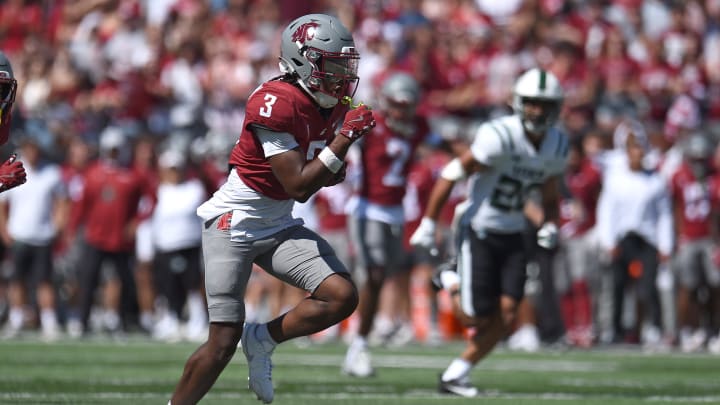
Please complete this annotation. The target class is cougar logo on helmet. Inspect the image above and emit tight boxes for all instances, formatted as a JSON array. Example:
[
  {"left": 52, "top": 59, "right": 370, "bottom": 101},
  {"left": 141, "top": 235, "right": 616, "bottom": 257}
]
[
  {"left": 279, "top": 14, "right": 359, "bottom": 109},
  {"left": 291, "top": 22, "right": 320, "bottom": 45}
]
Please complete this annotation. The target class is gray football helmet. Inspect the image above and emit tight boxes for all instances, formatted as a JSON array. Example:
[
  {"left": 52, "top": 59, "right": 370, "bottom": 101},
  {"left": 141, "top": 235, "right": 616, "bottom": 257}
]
[
  {"left": 0, "top": 51, "right": 17, "bottom": 120},
  {"left": 279, "top": 14, "right": 359, "bottom": 108},
  {"left": 379, "top": 72, "right": 421, "bottom": 136},
  {"left": 512, "top": 68, "right": 564, "bottom": 134}
]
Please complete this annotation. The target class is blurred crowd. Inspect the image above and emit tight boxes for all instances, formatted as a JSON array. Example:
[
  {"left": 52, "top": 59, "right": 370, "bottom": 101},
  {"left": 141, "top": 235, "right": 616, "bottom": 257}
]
[{"left": 2, "top": 0, "right": 720, "bottom": 353}]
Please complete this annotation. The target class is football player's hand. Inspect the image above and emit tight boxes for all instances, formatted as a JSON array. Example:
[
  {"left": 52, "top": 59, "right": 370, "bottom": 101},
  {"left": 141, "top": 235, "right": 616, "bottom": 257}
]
[
  {"left": 325, "top": 164, "right": 346, "bottom": 186},
  {"left": 339, "top": 104, "right": 375, "bottom": 141},
  {"left": 0, "top": 154, "right": 26, "bottom": 193},
  {"left": 537, "top": 222, "right": 558, "bottom": 250},
  {"left": 410, "top": 217, "right": 437, "bottom": 252}
]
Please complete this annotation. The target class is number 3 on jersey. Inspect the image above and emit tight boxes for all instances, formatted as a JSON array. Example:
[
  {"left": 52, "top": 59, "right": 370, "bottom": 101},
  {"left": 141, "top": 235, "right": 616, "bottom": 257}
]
[{"left": 259, "top": 94, "right": 277, "bottom": 117}]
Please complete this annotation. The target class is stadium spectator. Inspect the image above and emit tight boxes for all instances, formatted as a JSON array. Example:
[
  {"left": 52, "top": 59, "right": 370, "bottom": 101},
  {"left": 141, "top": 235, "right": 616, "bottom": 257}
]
[
  {"left": 170, "top": 14, "right": 373, "bottom": 404},
  {"left": 68, "top": 126, "right": 149, "bottom": 336},
  {"left": 132, "top": 135, "right": 159, "bottom": 334},
  {"left": 0, "top": 135, "right": 67, "bottom": 340},
  {"left": 596, "top": 127, "right": 674, "bottom": 347},
  {"left": 150, "top": 148, "right": 207, "bottom": 342}
]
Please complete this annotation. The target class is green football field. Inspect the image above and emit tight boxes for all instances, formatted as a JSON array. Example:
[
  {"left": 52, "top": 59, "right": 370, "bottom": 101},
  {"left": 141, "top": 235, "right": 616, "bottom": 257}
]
[{"left": 1, "top": 336, "right": 719, "bottom": 405}]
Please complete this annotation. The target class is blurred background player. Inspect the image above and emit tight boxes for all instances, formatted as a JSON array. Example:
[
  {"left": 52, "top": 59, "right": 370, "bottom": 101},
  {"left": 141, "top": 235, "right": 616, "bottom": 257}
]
[
  {"left": 170, "top": 14, "right": 374, "bottom": 405},
  {"left": 343, "top": 71, "right": 428, "bottom": 377},
  {"left": 553, "top": 136, "right": 602, "bottom": 348},
  {"left": 669, "top": 133, "right": 720, "bottom": 352},
  {"left": 411, "top": 68, "right": 567, "bottom": 397}
]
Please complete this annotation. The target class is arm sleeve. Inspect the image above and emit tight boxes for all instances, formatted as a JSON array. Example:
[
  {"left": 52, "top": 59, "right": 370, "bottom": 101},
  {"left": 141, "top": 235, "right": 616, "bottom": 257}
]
[{"left": 253, "top": 127, "right": 299, "bottom": 158}]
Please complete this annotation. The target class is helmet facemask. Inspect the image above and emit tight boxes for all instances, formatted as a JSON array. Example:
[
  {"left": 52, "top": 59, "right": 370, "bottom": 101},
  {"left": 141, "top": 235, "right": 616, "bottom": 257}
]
[
  {"left": 302, "top": 46, "right": 359, "bottom": 108},
  {"left": 279, "top": 15, "right": 360, "bottom": 109},
  {"left": 516, "top": 96, "right": 561, "bottom": 135},
  {"left": 0, "top": 72, "right": 16, "bottom": 124}
]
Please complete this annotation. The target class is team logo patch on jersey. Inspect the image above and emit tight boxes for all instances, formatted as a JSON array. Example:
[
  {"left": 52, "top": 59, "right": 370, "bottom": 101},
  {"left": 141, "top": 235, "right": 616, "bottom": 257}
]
[{"left": 291, "top": 22, "right": 319, "bottom": 44}]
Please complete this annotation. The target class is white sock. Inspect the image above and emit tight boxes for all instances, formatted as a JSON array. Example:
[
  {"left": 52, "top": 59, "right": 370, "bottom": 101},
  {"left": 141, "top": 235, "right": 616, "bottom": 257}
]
[
  {"left": 440, "top": 270, "right": 460, "bottom": 291},
  {"left": 442, "top": 358, "right": 472, "bottom": 382},
  {"left": 8, "top": 307, "right": 24, "bottom": 329},
  {"left": 186, "top": 292, "right": 207, "bottom": 324},
  {"left": 140, "top": 311, "right": 154, "bottom": 331},
  {"left": 40, "top": 309, "right": 58, "bottom": 329},
  {"left": 351, "top": 335, "right": 368, "bottom": 350},
  {"left": 103, "top": 310, "right": 120, "bottom": 330}
]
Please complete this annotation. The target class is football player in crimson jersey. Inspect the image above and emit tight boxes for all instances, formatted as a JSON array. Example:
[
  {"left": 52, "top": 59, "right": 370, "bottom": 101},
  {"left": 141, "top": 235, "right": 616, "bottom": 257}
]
[
  {"left": 555, "top": 137, "right": 602, "bottom": 348},
  {"left": 670, "top": 134, "right": 720, "bottom": 352},
  {"left": 0, "top": 51, "right": 26, "bottom": 193},
  {"left": 170, "top": 14, "right": 375, "bottom": 405},
  {"left": 410, "top": 68, "right": 567, "bottom": 397},
  {"left": 341, "top": 71, "right": 429, "bottom": 377}
]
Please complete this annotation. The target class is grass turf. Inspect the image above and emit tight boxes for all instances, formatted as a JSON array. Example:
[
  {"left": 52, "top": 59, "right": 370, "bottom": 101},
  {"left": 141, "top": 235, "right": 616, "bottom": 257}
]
[{"left": 0, "top": 337, "right": 719, "bottom": 404}]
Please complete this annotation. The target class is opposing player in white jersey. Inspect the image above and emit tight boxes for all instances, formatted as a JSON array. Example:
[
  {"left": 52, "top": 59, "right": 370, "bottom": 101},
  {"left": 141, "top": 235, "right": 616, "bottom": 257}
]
[{"left": 410, "top": 68, "right": 567, "bottom": 397}]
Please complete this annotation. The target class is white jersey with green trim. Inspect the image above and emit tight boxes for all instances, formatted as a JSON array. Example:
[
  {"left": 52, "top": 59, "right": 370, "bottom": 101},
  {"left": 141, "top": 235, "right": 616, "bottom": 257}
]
[{"left": 463, "top": 114, "right": 568, "bottom": 235}]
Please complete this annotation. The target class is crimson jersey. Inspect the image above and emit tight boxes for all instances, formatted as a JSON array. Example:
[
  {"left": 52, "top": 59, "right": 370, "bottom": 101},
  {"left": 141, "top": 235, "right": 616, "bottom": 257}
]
[
  {"left": 70, "top": 161, "right": 147, "bottom": 252},
  {"left": 671, "top": 162, "right": 716, "bottom": 242},
  {"left": 559, "top": 159, "right": 602, "bottom": 239},
  {"left": 229, "top": 80, "right": 347, "bottom": 200},
  {"left": 356, "top": 114, "right": 428, "bottom": 206},
  {"left": 316, "top": 184, "right": 351, "bottom": 232}
]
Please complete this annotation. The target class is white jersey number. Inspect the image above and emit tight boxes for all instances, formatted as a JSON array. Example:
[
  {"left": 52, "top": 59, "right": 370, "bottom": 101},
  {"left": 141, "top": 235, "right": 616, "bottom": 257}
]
[
  {"left": 382, "top": 138, "right": 411, "bottom": 187},
  {"left": 683, "top": 182, "right": 711, "bottom": 221},
  {"left": 259, "top": 94, "right": 278, "bottom": 118}
]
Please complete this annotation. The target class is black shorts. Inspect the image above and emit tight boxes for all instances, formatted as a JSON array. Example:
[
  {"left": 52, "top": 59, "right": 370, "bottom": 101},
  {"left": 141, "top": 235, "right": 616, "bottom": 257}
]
[
  {"left": 457, "top": 227, "right": 527, "bottom": 317},
  {"left": 8, "top": 241, "right": 54, "bottom": 284}
]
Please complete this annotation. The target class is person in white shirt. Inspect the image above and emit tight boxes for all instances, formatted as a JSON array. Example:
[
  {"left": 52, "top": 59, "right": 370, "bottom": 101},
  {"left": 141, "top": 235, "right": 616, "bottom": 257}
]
[
  {"left": 0, "top": 136, "right": 68, "bottom": 340},
  {"left": 596, "top": 129, "right": 673, "bottom": 346},
  {"left": 150, "top": 149, "right": 208, "bottom": 343}
]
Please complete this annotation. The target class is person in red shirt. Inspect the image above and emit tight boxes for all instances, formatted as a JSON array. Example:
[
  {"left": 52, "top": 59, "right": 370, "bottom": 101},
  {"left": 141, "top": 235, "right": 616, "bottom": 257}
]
[
  {"left": 670, "top": 134, "right": 720, "bottom": 352},
  {"left": 68, "top": 127, "right": 148, "bottom": 336}
]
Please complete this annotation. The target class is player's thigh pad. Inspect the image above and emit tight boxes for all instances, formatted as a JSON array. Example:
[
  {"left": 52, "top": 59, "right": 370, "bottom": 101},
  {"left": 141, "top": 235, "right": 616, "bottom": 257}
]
[
  {"left": 254, "top": 225, "right": 349, "bottom": 293},
  {"left": 458, "top": 229, "right": 526, "bottom": 318},
  {"left": 673, "top": 241, "right": 704, "bottom": 289},
  {"left": 202, "top": 215, "right": 261, "bottom": 323},
  {"left": 349, "top": 216, "right": 404, "bottom": 270}
]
